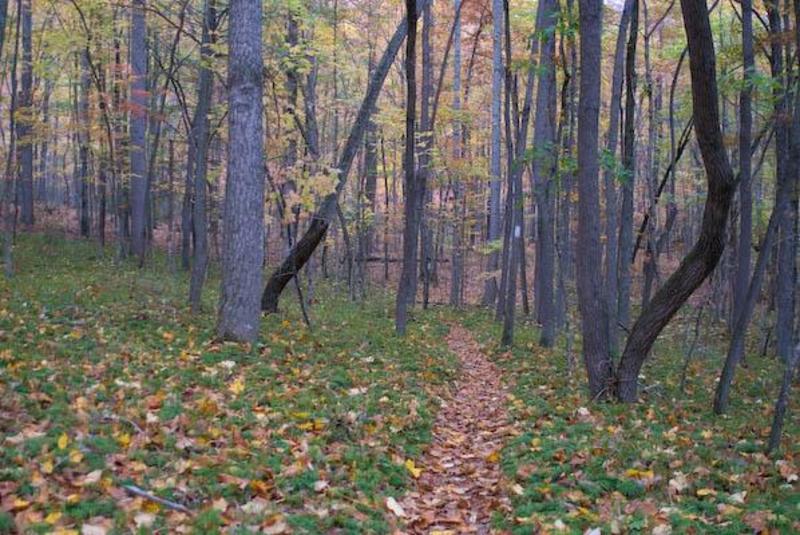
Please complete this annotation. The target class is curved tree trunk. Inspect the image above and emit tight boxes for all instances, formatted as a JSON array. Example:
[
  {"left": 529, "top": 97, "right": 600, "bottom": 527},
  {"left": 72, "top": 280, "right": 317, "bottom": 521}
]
[{"left": 615, "top": 0, "right": 736, "bottom": 402}]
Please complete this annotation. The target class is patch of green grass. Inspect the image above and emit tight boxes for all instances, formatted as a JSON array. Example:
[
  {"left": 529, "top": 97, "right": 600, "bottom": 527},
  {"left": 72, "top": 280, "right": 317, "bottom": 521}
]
[
  {"left": 456, "top": 307, "right": 800, "bottom": 533},
  {"left": 0, "top": 234, "right": 457, "bottom": 533}
]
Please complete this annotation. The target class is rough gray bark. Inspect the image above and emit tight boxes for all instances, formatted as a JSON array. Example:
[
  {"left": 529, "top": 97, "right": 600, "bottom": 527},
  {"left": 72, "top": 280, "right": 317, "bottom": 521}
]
[
  {"left": 531, "top": 0, "right": 559, "bottom": 348},
  {"left": 615, "top": 0, "right": 736, "bottom": 402},
  {"left": 576, "top": 0, "right": 613, "bottom": 398},
  {"left": 17, "top": 0, "right": 32, "bottom": 226},
  {"left": 189, "top": 0, "right": 215, "bottom": 313},
  {"left": 217, "top": 0, "right": 264, "bottom": 343},
  {"left": 261, "top": 1, "right": 431, "bottom": 313},
  {"left": 395, "top": 0, "right": 418, "bottom": 335},
  {"left": 129, "top": 0, "right": 148, "bottom": 262},
  {"left": 481, "top": 0, "right": 504, "bottom": 307}
]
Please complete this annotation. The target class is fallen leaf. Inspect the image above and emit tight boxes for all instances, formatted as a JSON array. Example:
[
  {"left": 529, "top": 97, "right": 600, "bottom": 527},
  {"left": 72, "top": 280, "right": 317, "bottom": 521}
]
[
  {"left": 405, "top": 459, "right": 422, "bottom": 478},
  {"left": 386, "top": 496, "right": 406, "bottom": 517}
]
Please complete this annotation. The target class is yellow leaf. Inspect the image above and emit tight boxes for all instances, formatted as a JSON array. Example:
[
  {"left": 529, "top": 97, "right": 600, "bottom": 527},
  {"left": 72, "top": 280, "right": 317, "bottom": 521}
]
[
  {"left": 696, "top": 488, "right": 717, "bottom": 497},
  {"left": 42, "top": 459, "right": 54, "bottom": 474},
  {"left": 229, "top": 376, "right": 245, "bottom": 395},
  {"left": 116, "top": 432, "right": 131, "bottom": 448},
  {"left": 45, "top": 511, "right": 62, "bottom": 524},
  {"left": 405, "top": 459, "right": 422, "bottom": 478},
  {"left": 58, "top": 433, "right": 69, "bottom": 450},
  {"left": 11, "top": 497, "right": 30, "bottom": 510},
  {"left": 486, "top": 450, "right": 501, "bottom": 463},
  {"left": 69, "top": 449, "right": 84, "bottom": 464}
]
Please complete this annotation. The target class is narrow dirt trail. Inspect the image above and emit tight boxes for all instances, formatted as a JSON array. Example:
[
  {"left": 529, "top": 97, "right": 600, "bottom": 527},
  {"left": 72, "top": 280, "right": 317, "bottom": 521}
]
[{"left": 400, "top": 324, "right": 513, "bottom": 534}]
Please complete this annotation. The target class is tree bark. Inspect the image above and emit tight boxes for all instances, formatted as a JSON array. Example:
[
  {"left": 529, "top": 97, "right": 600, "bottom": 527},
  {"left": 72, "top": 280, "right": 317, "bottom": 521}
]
[
  {"left": 17, "top": 0, "right": 32, "bottom": 227},
  {"left": 129, "top": 0, "right": 148, "bottom": 262},
  {"left": 576, "top": 0, "right": 613, "bottom": 398},
  {"left": 217, "top": 0, "right": 264, "bottom": 343},
  {"left": 395, "top": 0, "right": 418, "bottom": 335},
  {"left": 532, "top": 0, "right": 559, "bottom": 348},
  {"left": 189, "top": 0, "right": 215, "bottom": 312},
  {"left": 481, "top": 0, "right": 504, "bottom": 307}
]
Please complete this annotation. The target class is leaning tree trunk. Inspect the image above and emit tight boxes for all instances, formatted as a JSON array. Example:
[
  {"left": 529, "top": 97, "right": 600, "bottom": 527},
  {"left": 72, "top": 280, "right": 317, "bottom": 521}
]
[
  {"left": 217, "top": 0, "right": 264, "bottom": 343},
  {"left": 576, "top": 0, "right": 613, "bottom": 398},
  {"left": 261, "top": 0, "right": 432, "bottom": 313},
  {"left": 615, "top": 0, "right": 736, "bottom": 402}
]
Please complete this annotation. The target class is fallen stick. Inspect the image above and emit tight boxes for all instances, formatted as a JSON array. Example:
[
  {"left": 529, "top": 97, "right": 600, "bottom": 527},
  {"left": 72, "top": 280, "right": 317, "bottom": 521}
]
[{"left": 123, "top": 484, "right": 193, "bottom": 514}]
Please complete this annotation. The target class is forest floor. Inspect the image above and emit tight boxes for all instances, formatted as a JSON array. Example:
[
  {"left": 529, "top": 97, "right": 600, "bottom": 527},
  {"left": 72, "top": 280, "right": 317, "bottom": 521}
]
[{"left": 0, "top": 233, "right": 798, "bottom": 534}]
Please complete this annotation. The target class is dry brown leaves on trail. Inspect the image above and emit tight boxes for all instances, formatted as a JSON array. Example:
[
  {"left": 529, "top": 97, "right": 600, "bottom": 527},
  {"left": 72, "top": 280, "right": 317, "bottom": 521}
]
[{"left": 399, "top": 324, "right": 514, "bottom": 534}]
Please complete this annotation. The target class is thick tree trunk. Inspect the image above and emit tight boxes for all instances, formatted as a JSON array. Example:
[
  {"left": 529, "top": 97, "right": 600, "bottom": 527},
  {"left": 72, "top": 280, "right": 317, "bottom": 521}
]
[
  {"left": 217, "top": 0, "right": 264, "bottom": 343},
  {"left": 615, "top": 0, "right": 736, "bottom": 402},
  {"left": 261, "top": 0, "right": 431, "bottom": 313},
  {"left": 129, "top": 0, "right": 148, "bottom": 262},
  {"left": 576, "top": 0, "right": 613, "bottom": 398},
  {"left": 395, "top": 0, "right": 418, "bottom": 335}
]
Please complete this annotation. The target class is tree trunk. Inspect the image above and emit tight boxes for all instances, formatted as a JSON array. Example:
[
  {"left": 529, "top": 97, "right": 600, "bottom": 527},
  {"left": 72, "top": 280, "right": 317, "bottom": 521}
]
[
  {"left": 576, "top": 0, "right": 613, "bottom": 398},
  {"left": 129, "top": 0, "right": 148, "bottom": 262},
  {"left": 481, "top": 0, "right": 504, "bottom": 307},
  {"left": 17, "top": 0, "right": 32, "bottom": 226},
  {"left": 189, "top": 0, "right": 215, "bottom": 312},
  {"left": 615, "top": 0, "right": 736, "bottom": 402},
  {"left": 395, "top": 0, "right": 418, "bottom": 335},
  {"left": 603, "top": 0, "right": 633, "bottom": 354},
  {"left": 531, "top": 0, "right": 559, "bottom": 347},
  {"left": 732, "top": 0, "right": 754, "bottom": 332},
  {"left": 217, "top": 0, "right": 264, "bottom": 343},
  {"left": 617, "top": 0, "right": 638, "bottom": 342},
  {"left": 449, "top": 0, "right": 464, "bottom": 307}
]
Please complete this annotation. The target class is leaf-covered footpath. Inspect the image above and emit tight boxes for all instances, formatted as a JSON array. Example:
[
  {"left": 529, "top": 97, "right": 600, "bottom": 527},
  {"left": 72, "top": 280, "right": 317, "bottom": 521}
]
[{"left": 398, "top": 324, "right": 514, "bottom": 533}]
